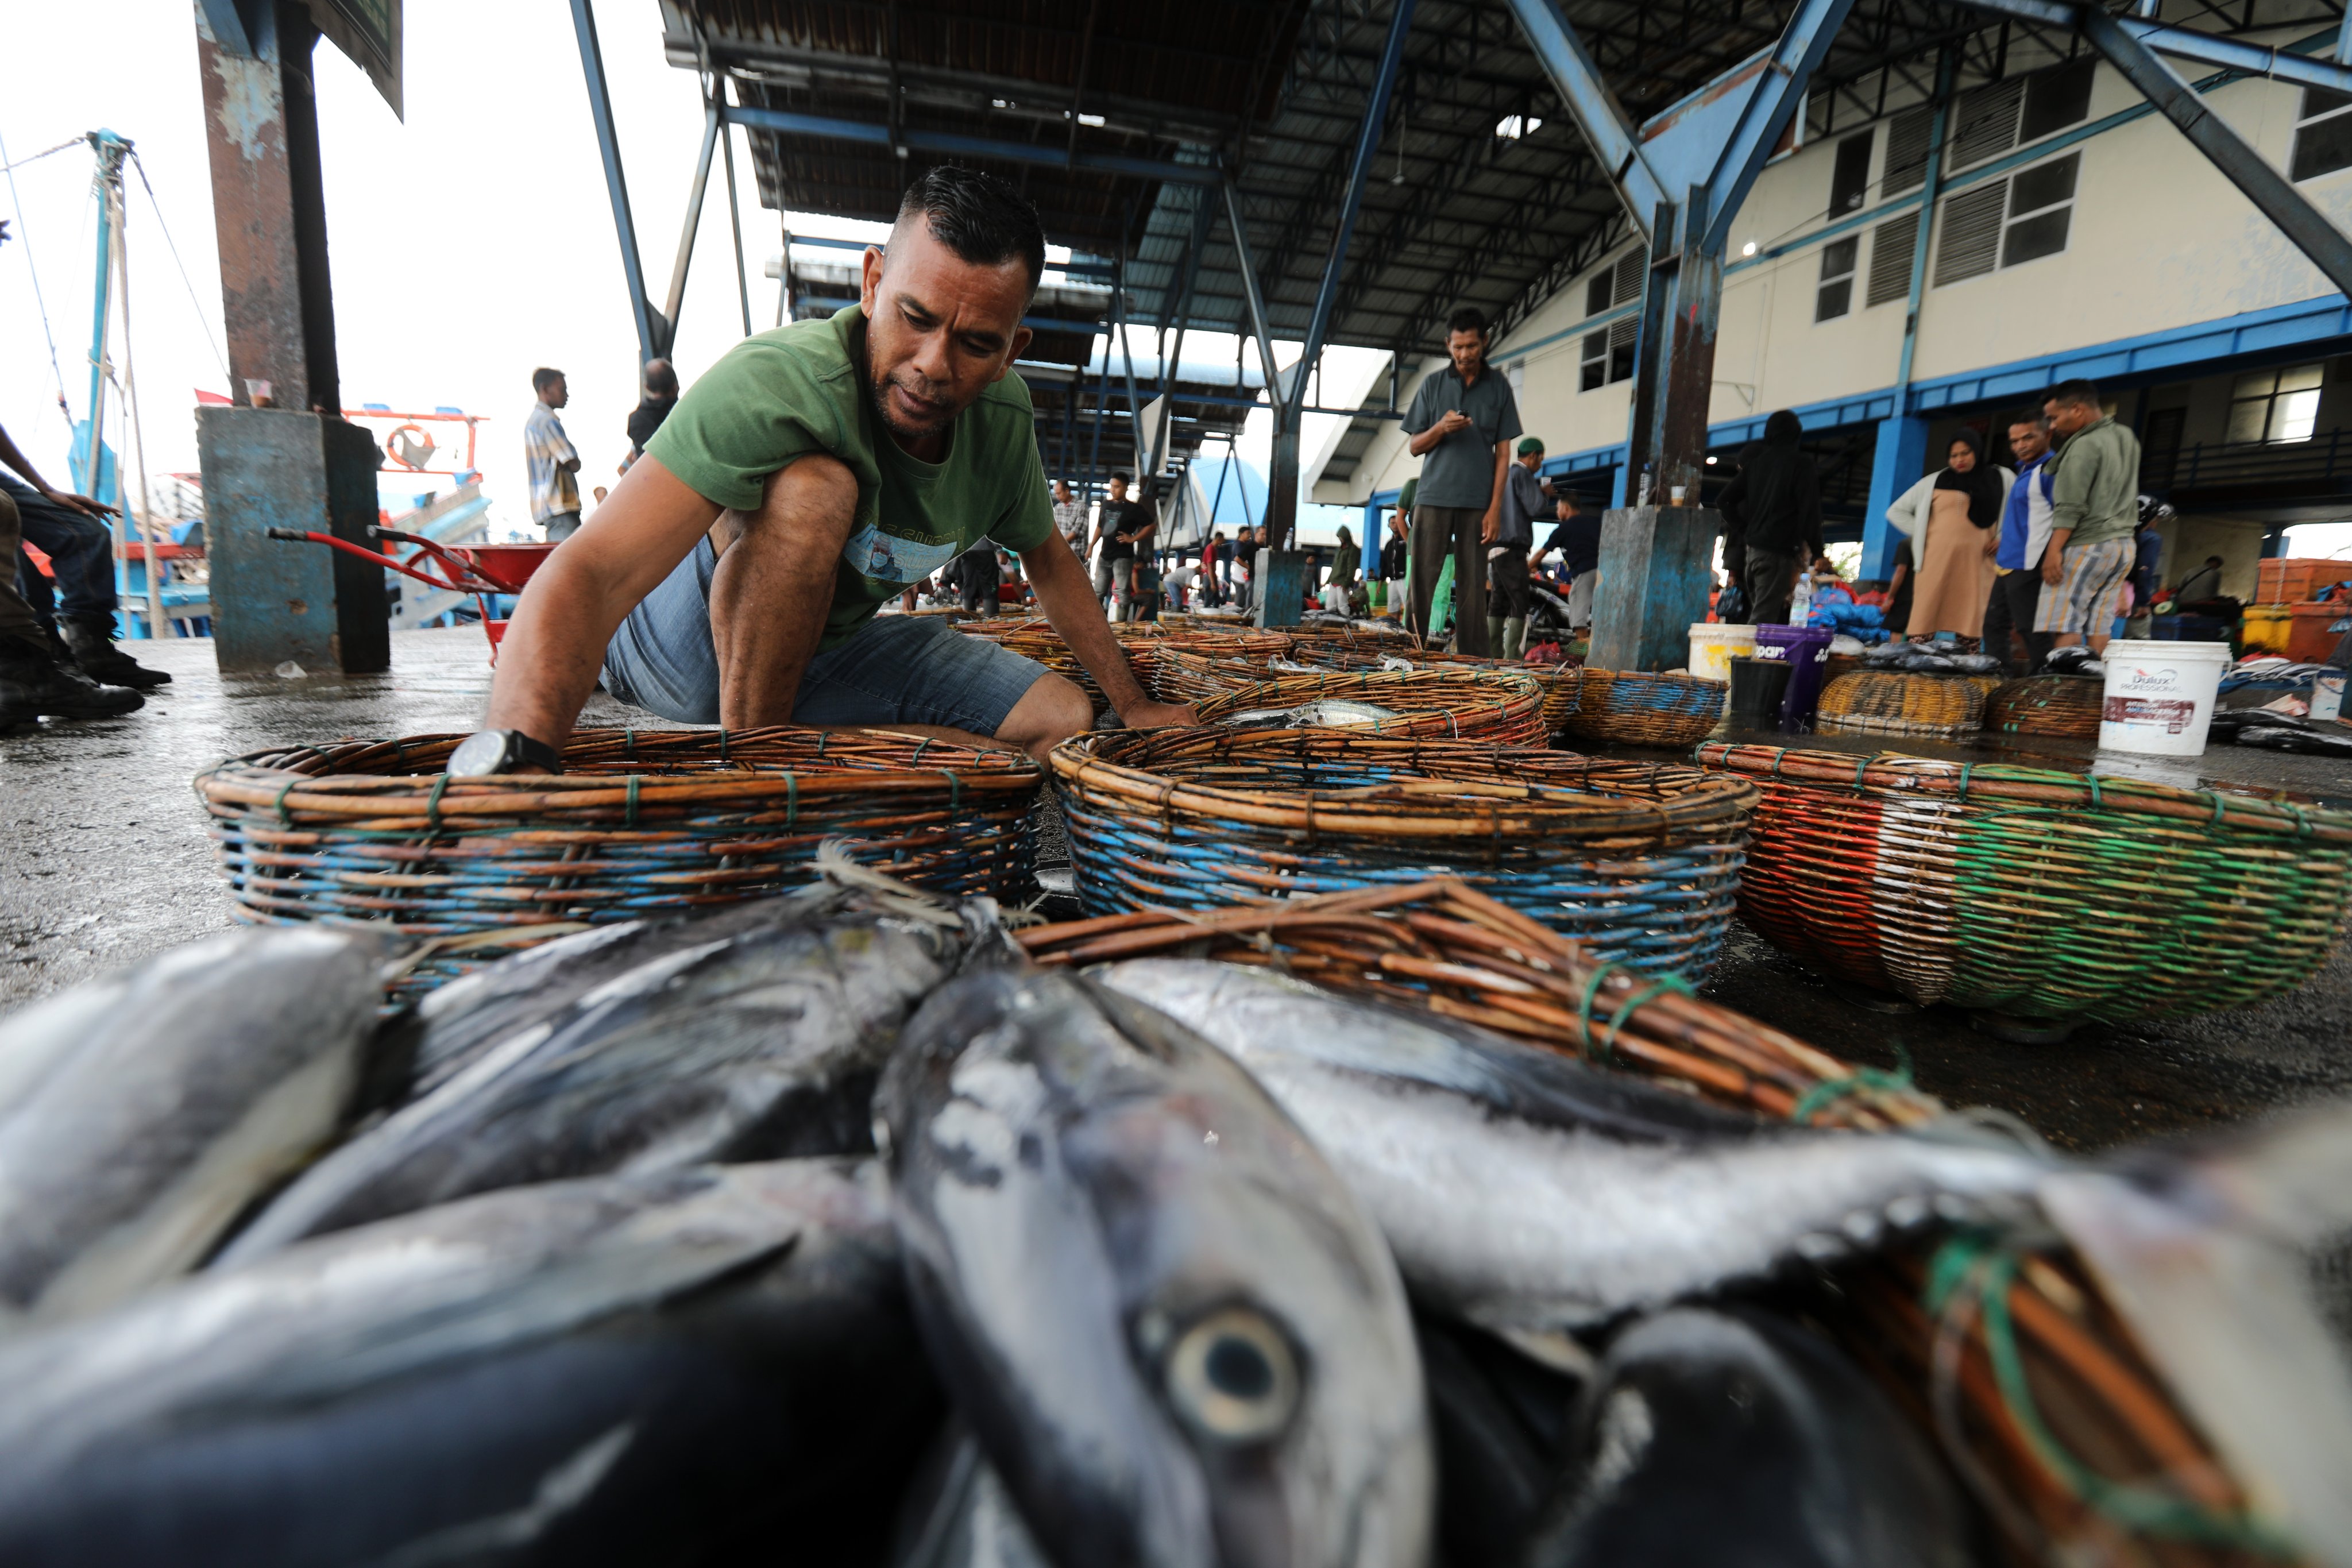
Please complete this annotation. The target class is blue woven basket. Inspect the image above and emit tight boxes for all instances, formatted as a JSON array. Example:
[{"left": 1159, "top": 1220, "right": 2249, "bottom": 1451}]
[
  {"left": 1560, "top": 669, "right": 1727, "bottom": 748},
  {"left": 1050, "top": 728, "right": 1758, "bottom": 978}
]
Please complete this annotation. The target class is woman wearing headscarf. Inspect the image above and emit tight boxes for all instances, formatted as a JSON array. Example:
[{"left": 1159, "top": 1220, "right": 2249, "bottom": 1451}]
[{"left": 1902, "top": 428, "right": 2011, "bottom": 641}]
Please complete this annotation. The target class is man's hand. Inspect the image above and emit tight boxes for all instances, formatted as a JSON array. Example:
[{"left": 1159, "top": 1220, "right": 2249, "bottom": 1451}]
[
  {"left": 39, "top": 488, "right": 115, "bottom": 519},
  {"left": 1481, "top": 509, "right": 1500, "bottom": 544},
  {"left": 1118, "top": 698, "right": 1200, "bottom": 730},
  {"left": 1436, "top": 409, "right": 1472, "bottom": 437},
  {"left": 2041, "top": 547, "right": 2065, "bottom": 588}
]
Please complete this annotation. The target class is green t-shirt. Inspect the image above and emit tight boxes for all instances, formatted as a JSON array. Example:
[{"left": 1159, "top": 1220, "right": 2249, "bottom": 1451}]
[{"left": 645, "top": 305, "right": 1055, "bottom": 648}]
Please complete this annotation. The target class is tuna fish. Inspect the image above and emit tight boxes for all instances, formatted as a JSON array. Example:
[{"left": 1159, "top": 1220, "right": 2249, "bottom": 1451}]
[
  {"left": 1521, "top": 1307, "right": 1969, "bottom": 1568},
  {"left": 877, "top": 968, "right": 1434, "bottom": 1568},
  {"left": 0, "top": 925, "right": 385, "bottom": 1323},
  {"left": 1091, "top": 960, "right": 2050, "bottom": 1331},
  {"left": 893, "top": 1430, "right": 1057, "bottom": 1568},
  {"left": 0, "top": 1159, "right": 940, "bottom": 1567},
  {"left": 215, "top": 883, "right": 999, "bottom": 1264}
]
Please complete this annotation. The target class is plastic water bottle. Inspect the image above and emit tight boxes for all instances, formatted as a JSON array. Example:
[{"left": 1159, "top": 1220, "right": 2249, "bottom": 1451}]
[{"left": 1787, "top": 568, "right": 1814, "bottom": 627}]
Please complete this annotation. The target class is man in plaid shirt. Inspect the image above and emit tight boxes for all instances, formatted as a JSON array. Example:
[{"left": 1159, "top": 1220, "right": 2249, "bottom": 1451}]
[{"left": 524, "top": 368, "right": 583, "bottom": 541}]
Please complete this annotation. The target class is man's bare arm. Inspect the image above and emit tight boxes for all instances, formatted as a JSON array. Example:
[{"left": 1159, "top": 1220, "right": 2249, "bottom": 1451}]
[
  {"left": 0, "top": 424, "right": 115, "bottom": 517},
  {"left": 1019, "top": 529, "right": 1198, "bottom": 728},
  {"left": 485, "top": 455, "right": 721, "bottom": 748},
  {"left": 1481, "top": 439, "right": 1510, "bottom": 543}
]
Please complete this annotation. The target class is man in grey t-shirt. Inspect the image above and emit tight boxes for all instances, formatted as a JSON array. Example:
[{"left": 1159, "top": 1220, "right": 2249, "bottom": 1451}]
[{"left": 1401, "top": 307, "right": 1523, "bottom": 654}]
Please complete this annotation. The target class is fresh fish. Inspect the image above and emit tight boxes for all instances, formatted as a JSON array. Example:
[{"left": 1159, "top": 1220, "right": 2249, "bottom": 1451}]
[
  {"left": 1222, "top": 700, "right": 1400, "bottom": 729},
  {"left": 1946, "top": 652, "right": 2002, "bottom": 674},
  {"left": 0, "top": 926, "right": 384, "bottom": 1323},
  {"left": 0, "top": 1158, "right": 939, "bottom": 1567},
  {"left": 1378, "top": 655, "right": 1419, "bottom": 673},
  {"left": 877, "top": 968, "right": 1433, "bottom": 1568},
  {"left": 2235, "top": 724, "right": 2352, "bottom": 756},
  {"left": 1520, "top": 1307, "right": 1968, "bottom": 1568},
  {"left": 215, "top": 884, "right": 997, "bottom": 1263},
  {"left": 1416, "top": 1314, "right": 1579, "bottom": 1568},
  {"left": 1092, "top": 960, "right": 2049, "bottom": 1331},
  {"left": 393, "top": 894, "right": 855, "bottom": 1101}
]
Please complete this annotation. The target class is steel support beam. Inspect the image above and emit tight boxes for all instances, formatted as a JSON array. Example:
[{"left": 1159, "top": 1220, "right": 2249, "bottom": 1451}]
[
  {"left": 719, "top": 105, "right": 1223, "bottom": 186},
  {"left": 1503, "top": 0, "right": 1667, "bottom": 240},
  {"left": 1221, "top": 181, "right": 1287, "bottom": 414},
  {"left": 2083, "top": 9, "right": 2352, "bottom": 299},
  {"left": 719, "top": 90, "right": 752, "bottom": 338},
  {"left": 1953, "top": 0, "right": 2352, "bottom": 97},
  {"left": 657, "top": 96, "right": 723, "bottom": 360},
  {"left": 571, "top": 0, "right": 661, "bottom": 367},
  {"left": 1698, "top": 0, "right": 1863, "bottom": 255}
]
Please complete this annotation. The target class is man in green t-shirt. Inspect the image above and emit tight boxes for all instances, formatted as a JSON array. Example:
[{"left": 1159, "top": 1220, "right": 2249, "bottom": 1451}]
[{"left": 468, "top": 168, "right": 1196, "bottom": 773}]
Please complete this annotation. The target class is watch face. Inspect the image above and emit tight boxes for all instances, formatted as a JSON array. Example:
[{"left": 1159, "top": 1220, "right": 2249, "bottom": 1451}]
[{"left": 447, "top": 731, "right": 512, "bottom": 778}]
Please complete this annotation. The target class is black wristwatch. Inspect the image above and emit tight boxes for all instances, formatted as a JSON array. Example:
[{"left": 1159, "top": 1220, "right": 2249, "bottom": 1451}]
[{"left": 446, "top": 729, "right": 563, "bottom": 777}]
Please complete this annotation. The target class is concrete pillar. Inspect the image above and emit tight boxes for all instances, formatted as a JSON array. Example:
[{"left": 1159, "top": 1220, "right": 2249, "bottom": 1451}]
[
  {"left": 1252, "top": 548, "right": 1307, "bottom": 628},
  {"left": 1589, "top": 505, "right": 1721, "bottom": 673},
  {"left": 199, "top": 407, "right": 388, "bottom": 674},
  {"left": 1862, "top": 415, "right": 1929, "bottom": 580}
]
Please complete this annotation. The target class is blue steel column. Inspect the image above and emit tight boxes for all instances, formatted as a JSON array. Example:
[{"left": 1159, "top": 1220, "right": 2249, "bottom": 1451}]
[
  {"left": 570, "top": 0, "right": 661, "bottom": 367},
  {"left": 1863, "top": 48, "right": 1954, "bottom": 581}
]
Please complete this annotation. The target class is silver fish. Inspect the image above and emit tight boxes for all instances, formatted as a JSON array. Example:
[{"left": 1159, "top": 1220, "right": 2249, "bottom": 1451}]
[
  {"left": 1222, "top": 700, "right": 1400, "bottom": 730},
  {"left": 1091, "top": 961, "right": 2049, "bottom": 1331},
  {"left": 0, "top": 926, "right": 384, "bottom": 1323},
  {"left": 878, "top": 968, "right": 1433, "bottom": 1568},
  {"left": 894, "top": 1431, "right": 1057, "bottom": 1568},
  {"left": 0, "top": 1158, "right": 938, "bottom": 1568},
  {"left": 1523, "top": 1307, "right": 1968, "bottom": 1568},
  {"left": 215, "top": 886, "right": 995, "bottom": 1264}
]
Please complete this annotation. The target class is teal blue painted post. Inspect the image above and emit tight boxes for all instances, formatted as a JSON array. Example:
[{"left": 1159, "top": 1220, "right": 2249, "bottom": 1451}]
[{"left": 1862, "top": 415, "right": 1928, "bottom": 580}]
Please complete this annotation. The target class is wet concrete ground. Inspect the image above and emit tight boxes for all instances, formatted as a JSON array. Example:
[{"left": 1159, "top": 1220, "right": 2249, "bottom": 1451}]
[{"left": 3, "top": 627, "right": 2347, "bottom": 1153}]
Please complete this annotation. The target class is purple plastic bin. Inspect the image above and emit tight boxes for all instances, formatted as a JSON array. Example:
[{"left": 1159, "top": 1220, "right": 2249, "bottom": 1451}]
[{"left": 1754, "top": 623, "right": 1835, "bottom": 727}]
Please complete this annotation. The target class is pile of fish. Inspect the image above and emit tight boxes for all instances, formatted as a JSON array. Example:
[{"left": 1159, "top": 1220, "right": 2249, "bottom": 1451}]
[
  {"left": 1859, "top": 642, "right": 2007, "bottom": 676},
  {"left": 1222, "top": 698, "right": 1402, "bottom": 729},
  {"left": 1, "top": 870, "right": 2349, "bottom": 1567}
]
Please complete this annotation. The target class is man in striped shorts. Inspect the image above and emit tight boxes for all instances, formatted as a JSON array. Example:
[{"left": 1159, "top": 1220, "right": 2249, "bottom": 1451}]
[{"left": 2033, "top": 379, "right": 2141, "bottom": 655}]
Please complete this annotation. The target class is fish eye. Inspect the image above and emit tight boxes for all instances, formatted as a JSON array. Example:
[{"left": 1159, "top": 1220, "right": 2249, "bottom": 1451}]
[{"left": 1163, "top": 1306, "right": 1300, "bottom": 1447}]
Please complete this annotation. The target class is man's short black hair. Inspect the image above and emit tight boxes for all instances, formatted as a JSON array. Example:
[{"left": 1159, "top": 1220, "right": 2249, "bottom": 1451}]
[
  {"left": 643, "top": 358, "right": 678, "bottom": 397},
  {"left": 1446, "top": 307, "right": 1489, "bottom": 339},
  {"left": 2009, "top": 407, "right": 2050, "bottom": 431},
  {"left": 897, "top": 166, "right": 1047, "bottom": 295},
  {"left": 531, "top": 367, "right": 564, "bottom": 393},
  {"left": 2047, "top": 379, "right": 2102, "bottom": 409},
  {"left": 1110, "top": 470, "right": 1131, "bottom": 484}
]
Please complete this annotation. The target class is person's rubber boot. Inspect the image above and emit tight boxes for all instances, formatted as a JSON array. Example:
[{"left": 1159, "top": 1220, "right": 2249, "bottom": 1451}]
[
  {"left": 60, "top": 616, "right": 170, "bottom": 688},
  {"left": 0, "top": 639, "right": 144, "bottom": 724},
  {"left": 1503, "top": 616, "right": 1528, "bottom": 661},
  {"left": 1486, "top": 616, "right": 1506, "bottom": 658}
]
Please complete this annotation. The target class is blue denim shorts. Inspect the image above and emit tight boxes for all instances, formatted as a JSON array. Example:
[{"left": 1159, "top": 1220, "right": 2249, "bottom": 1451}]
[{"left": 601, "top": 536, "right": 1049, "bottom": 733}]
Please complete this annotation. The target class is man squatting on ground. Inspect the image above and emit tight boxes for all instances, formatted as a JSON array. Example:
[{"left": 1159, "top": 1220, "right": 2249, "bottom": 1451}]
[
  {"left": 459, "top": 168, "right": 1198, "bottom": 778},
  {"left": 1401, "top": 307, "right": 1523, "bottom": 656}
]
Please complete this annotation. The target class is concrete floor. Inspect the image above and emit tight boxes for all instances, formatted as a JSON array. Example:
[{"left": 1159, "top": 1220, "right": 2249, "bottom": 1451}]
[{"left": 4, "top": 626, "right": 2348, "bottom": 1153}]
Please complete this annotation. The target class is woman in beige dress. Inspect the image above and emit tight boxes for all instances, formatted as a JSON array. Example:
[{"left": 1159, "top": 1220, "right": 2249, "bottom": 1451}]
[{"left": 1903, "top": 429, "right": 2010, "bottom": 641}]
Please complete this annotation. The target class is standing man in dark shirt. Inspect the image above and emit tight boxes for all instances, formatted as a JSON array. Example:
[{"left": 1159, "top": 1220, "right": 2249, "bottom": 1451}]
[
  {"left": 1714, "top": 410, "right": 1822, "bottom": 624},
  {"left": 621, "top": 360, "right": 680, "bottom": 473},
  {"left": 1532, "top": 491, "right": 1602, "bottom": 635},
  {"left": 1489, "top": 437, "right": 1552, "bottom": 659},
  {"left": 1093, "top": 472, "right": 1154, "bottom": 622},
  {"left": 1401, "top": 307, "right": 1523, "bottom": 655},
  {"left": 1378, "top": 508, "right": 1409, "bottom": 585}
]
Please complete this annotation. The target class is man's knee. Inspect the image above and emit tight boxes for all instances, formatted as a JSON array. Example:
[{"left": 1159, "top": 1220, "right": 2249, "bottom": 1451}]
[{"left": 1001, "top": 671, "right": 1092, "bottom": 755}]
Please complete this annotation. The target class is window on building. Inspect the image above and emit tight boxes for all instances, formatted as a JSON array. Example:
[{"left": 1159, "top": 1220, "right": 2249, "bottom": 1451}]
[
  {"left": 2019, "top": 59, "right": 2095, "bottom": 141},
  {"left": 1829, "top": 132, "right": 1873, "bottom": 215},
  {"left": 1949, "top": 60, "right": 2095, "bottom": 171},
  {"left": 1581, "top": 332, "right": 1609, "bottom": 392},
  {"left": 2292, "top": 88, "right": 2352, "bottom": 181},
  {"left": 2227, "top": 365, "right": 2325, "bottom": 444},
  {"left": 2000, "top": 152, "right": 2079, "bottom": 267},
  {"left": 1867, "top": 210, "right": 1919, "bottom": 306},
  {"left": 1585, "top": 271, "right": 1612, "bottom": 317},
  {"left": 1816, "top": 237, "right": 1858, "bottom": 320},
  {"left": 1578, "top": 248, "right": 1646, "bottom": 391}
]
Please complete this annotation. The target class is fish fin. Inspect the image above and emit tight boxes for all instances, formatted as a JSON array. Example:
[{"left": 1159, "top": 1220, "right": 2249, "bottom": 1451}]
[{"left": 814, "top": 840, "right": 968, "bottom": 929}]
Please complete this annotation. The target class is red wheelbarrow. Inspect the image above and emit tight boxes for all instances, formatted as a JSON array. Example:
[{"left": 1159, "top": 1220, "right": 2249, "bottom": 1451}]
[{"left": 266, "top": 526, "right": 557, "bottom": 664}]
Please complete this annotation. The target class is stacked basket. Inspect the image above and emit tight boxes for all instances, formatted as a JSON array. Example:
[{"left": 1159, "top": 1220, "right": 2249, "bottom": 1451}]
[
  {"left": 196, "top": 728, "right": 1045, "bottom": 995},
  {"left": 1815, "top": 671, "right": 1998, "bottom": 739},
  {"left": 1693, "top": 742, "right": 2352, "bottom": 1023},
  {"left": 1560, "top": 669, "right": 1727, "bottom": 748},
  {"left": 1984, "top": 674, "right": 2104, "bottom": 738},
  {"left": 1196, "top": 669, "right": 1551, "bottom": 746},
  {"left": 1052, "top": 728, "right": 1759, "bottom": 976}
]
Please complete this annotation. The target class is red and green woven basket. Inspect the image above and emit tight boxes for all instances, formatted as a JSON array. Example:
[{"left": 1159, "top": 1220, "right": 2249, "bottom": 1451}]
[{"left": 1693, "top": 743, "right": 2352, "bottom": 1023}]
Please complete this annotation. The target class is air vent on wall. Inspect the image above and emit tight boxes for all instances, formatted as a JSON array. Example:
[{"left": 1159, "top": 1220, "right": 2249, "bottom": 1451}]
[{"left": 1867, "top": 211, "right": 1920, "bottom": 306}]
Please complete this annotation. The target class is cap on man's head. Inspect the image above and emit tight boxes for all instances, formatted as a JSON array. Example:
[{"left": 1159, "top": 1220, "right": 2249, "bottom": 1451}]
[{"left": 1517, "top": 437, "right": 1545, "bottom": 457}]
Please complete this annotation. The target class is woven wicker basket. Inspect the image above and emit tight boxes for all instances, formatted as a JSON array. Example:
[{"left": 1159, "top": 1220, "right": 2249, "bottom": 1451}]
[
  {"left": 1154, "top": 646, "right": 1584, "bottom": 735},
  {"left": 196, "top": 728, "right": 1045, "bottom": 992},
  {"left": 1052, "top": 729, "right": 1759, "bottom": 976},
  {"left": 955, "top": 617, "right": 1287, "bottom": 714},
  {"left": 1816, "top": 671, "right": 1992, "bottom": 738},
  {"left": 1196, "top": 669, "right": 1551, "bottom": 746},
  {"left": 1986, "top": 674, "right": 2105, "bottom": 738},
  {"left": 1693, "top": 742, "right": 2352, "bottom": 1022},
  {"left": 1560, "top": 669, "right": 1727, "bottom": 748}
]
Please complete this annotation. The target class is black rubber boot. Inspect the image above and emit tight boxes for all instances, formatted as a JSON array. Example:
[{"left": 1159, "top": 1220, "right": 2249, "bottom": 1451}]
[
  {"left": 60, "top": 616, "right": 171, "bottom": 688},
  {"left": 0, "top": 639, "right": 145, "bottom": 726}
]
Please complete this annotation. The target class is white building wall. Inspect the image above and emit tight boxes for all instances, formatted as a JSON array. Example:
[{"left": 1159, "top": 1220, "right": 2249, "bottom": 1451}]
[{"left": 1324, "top": 45, "right": 2352, "bottom": 506}]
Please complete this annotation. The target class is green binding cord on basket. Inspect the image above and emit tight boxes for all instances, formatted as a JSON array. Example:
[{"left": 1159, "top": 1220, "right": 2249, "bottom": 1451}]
[
  {"left": 1788, "top": 1044, "right": 1915, "bottom": 1125},
  {"left": 624, "top": 775, "right": 640, "bottom": 829},
  {"left": 272, "top": 777, "right": 299, "bottom": 828},
  {"left": 1573, "top": 964, "right": 1696, "bottom": 1064},
  {"left": 1924, "top": 1231, "right": 2297, "bottom": 1557},
  {"left": 423, "top": 772, "right": 451, "bottom": 835}
]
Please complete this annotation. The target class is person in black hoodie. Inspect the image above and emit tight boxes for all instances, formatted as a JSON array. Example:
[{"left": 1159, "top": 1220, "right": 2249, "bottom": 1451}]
[{"left": 1714, "top": 410, "right": 1822, "bottom": 624}]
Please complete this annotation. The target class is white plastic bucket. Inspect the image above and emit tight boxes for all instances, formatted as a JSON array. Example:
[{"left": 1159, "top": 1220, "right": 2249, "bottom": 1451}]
[
  {"left": 1687, "top": 622, "right": 1757, "bottom": 683},
  {"left": 2096, "top": 641, "right": 2231, "bottom": 756}
]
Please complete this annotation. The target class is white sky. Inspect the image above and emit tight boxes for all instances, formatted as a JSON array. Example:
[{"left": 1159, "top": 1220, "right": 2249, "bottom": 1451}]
[{"left": 0, "top": 2, "right": 1386, "bottom": 540}]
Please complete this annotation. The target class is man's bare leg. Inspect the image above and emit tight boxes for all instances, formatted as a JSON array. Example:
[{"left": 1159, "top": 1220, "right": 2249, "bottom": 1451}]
[
  {"left": 805, "top": 670, "right": 1090, "bottom": 764},
  {"left": 709, "top": 456, "right": 859, "bottom": 728}
]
